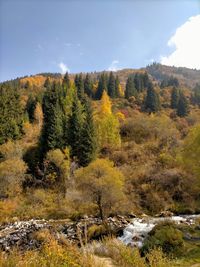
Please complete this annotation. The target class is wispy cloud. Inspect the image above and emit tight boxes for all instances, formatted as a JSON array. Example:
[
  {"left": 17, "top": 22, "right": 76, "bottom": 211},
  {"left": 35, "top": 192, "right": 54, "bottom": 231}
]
[
  {"left": 108, "top": 60, "right": 119, "bottom": 71},
  {"left": 161, "top": 15, "right": 200, "bottom": 69},
  {"left": 58, "top": 62, "right": 70, "bottom": 74},
  {"left": 64, "top": 42, "right": 72, "bottom": 47},
  {"left": 37, "top": 44, "right": 44, "bottom": 51}
]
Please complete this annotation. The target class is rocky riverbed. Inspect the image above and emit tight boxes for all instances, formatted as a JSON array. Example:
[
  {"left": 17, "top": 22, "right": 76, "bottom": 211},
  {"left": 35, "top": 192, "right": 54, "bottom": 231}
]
[
  {"left": 0, "top": 216, "right": 130, "bottom": 251},
  {"left": 119, "top": 214, "right": 200, "bottom": 247},
  {"left": 0, "top": 214, "right": 200, "bottom": 252}
]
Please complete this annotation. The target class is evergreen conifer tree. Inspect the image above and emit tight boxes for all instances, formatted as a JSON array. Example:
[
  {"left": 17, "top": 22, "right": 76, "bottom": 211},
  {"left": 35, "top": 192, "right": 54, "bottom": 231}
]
[
  {"left": 79, "top": 97, "right": 97, "bottom": 166},
  {"left": 62, "top": 72, "right": 70, "bottom": 89},
  {"left": 84, "top": 73, "right": 93, "bottom": 98},
  {"left": 115, "top": 75, "right": 120, "bottom": 97},
  {"left": 26, "top": 95, "right": 37, "bottom": 123},
  {"left": 145, "top": 82, "right": 160, "bottom": 112},
  {"left": 40, "top": 82, "right": 65, "bottom": 154},
  {"left": 67, "top": 94, "right": 84, "bottom": 161},
  {"left": 0, "top": 83, "right": 23, "bottom": 144},
  {"left": 108, "top": 72, "right": 116, "bottom": 98},
  {"left": 171, "top": 87, "right": 180, "bottom": 109},
  {"left": 75, "top": 74, "right": 84, "bottom": 100},
  {"left": 125, "top": 76, "right": 137, "bottom": 99},
  {"left": 177, "top": 92, "right": 189, "bottom": 117},
  {"left": 95, "top": 73, "right": 108, "bottom": 100}
]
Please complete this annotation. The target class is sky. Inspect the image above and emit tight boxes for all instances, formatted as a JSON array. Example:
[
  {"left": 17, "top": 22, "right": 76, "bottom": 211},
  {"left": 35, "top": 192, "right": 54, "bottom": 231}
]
[{"left": 0, "top": 0, "right": 200, "bottom": 81}]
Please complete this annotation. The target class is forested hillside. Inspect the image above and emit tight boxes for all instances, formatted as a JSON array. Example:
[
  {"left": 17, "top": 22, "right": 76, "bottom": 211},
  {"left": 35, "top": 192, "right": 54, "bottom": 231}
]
[{"left": 1, "top": 64, "right": 200, "bottom": 266}]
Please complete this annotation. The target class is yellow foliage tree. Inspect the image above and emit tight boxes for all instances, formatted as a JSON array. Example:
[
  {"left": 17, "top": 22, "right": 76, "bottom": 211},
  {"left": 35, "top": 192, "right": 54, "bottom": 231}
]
[
  {"left": 75, "top": 158, "right": 125, "bottom": 219},
  {"left": 34, "top": 102, "right": 43, "bottom": 128},
  {"left": 95, "top": 91, "right": 121, "bottom": 149},
  {"left": 100, "top": 90, "right": 112, "bottom": 115},
  {"left": 46, "top": 148, "right": 70, "bottom": 194}
]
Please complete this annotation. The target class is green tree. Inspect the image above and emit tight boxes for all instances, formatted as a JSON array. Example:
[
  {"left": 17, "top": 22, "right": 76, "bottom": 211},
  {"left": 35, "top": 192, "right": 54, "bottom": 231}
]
[
  {"left": 67, "top": 94, "right": 84, "bottom": 161},
  {"left": 177, "top": 92, "right": 189, "bottom": 117},
  {"left": 26, "top": 95, "right": 37, "bottom": 123},
  {"left": 40, "top": 82, "right": 65, "bottom": 155},
  {"left": 62, "top": 72, "right": 70, "bottom": 89},
  {"left": 108, "top": 72, "right": 116, "bottom": 98},
  {"left": 79, "top": 98, "right": 97, "bottom": 166},
  {"left": 145, "top": 82, "right": 160, "bottom": 112},
  {"left": 84, "top": 73, "right": 93, "bottom": 98},
  {"left": 125, "top": 75, "right": 137, "bottom": 99},
  {"left": 134, "top": 73, "right": 143, "bottom": 92},
  {"left": 75, "top": 158, "right": 125, "bottom": 219},
  {"left": 75, "top": 73, "right": 84, "bottom": 100},
  {"left": 115, "top": 75, "right": 120, "bottom": 97},
  {"left": 0, "top": 83, "right": 24, "bottom": 144},
  {"left": 95, "top": 73, "right": 108, "bottom": 100},
  {"left": 171, "top": 87, "right": 180, "bottom": 109}
]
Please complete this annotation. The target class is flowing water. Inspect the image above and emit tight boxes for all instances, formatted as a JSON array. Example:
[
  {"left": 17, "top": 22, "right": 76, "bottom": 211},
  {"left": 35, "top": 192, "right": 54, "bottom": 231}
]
[{"left": 119, "top": 214, "right": 200, "bottom": 247}]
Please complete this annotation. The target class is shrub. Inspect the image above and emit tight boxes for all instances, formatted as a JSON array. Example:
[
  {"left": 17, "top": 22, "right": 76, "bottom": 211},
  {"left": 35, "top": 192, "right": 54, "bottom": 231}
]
[{"left": 142, "top": 221, "right": 184, "bottom": 256}]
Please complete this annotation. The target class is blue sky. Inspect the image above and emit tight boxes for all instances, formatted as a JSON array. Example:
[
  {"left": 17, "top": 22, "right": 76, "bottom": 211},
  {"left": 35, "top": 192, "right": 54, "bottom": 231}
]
[{"left": 0, "top": 0, "right": 200, "bottom": 81}]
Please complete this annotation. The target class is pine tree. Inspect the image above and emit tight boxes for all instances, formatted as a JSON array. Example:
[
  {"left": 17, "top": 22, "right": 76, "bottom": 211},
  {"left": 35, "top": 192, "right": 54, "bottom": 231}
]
[
  {"left": 171, "top": 87, "right": 180, "bottom": 109},
  {"left": 40, "top": 82, "right": 65, "bottom": 155},
  {"left": 26, "top": 95, "right": 37, "bottom": 123},
  {"left": 62, "top": 72, "right": 70, "bottom": 89},
  {"left": 108, "top": 72, "right": 116, "bottom": 98},
  {"left": 143, "top": 72, "right": 149, "bottom": 88},
  {"left": 67, "top": 94, "right": 84, "bottom": 161},
  {"left": 75, "top": 73, "right": 84, "bottom": 100},
  {"left": 145, "top": 82, "right": 160, "bottom": 112},
  {"left": 0, "top": 83, "right": 24, "bottom": 144},
  {"left": 134, "top": 73, "right": 143, "bottom": 92},
  {"left": 84, "top": 73, "right": 93, "bottom": 98},
  {"left": 95, "top": 73, "right": 108, "bottom": 100},
  {"left": 79, "top": 97, "right": 97, "bottom": 166},
  {"left": 125, "top": 76, "right": 137, "bottom": 99},
  {"left": 115, "top": 75, "right": 120, "bottom": 97},
  {"left": 177, "top": 92, "right": 189, "bottom": 117}
]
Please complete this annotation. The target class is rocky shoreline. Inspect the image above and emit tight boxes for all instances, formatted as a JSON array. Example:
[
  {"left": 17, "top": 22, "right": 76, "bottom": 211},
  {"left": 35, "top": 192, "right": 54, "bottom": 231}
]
[
  {"left": 1, "top": 213, "right": 200, "bottom": 252},
  {"left": 0, "top": 216, "right": 130, "bottom": 251}
]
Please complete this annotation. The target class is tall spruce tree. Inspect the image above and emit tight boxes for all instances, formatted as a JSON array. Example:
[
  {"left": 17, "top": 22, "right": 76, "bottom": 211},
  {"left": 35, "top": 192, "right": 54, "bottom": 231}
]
[
  {"left": 108, "top": 72, "right": 116, "bottom": 98},
  {"left": 95, "top": 73, "right": 108, "bottom": 100},
  {"left": 0, "top": 83, "right": 24, "bottom": 144},
  {"left": 115, "top": 75, "right": 120, "bottom": 97},
  {"left": 67, "top": 94, "right": 83, "bottom": 161},
  {"left": 134, "top": 73, "right": 143, "bottom": 92},
  {"left": 62, "top": 72, "right": 70, "bottom": 89},
  {"left": 84, "top": 73, "right": 93, "bottom": 98},
  {"left": 145, "top": 82, "right": 160, "bottom": 112},
  {"left": 143, "top": 72, "right": 149, "bottom": 88},
  {"left": 75, "top": 73, "right": 84, "bottom": 100},
  {"left": 26, "top": 95, "right": 37, "bottom": 123},
  {"left": 177, "top": 92, "right": 189, "bottom": 117},
  {"left": 171, "top": 87, "right": 180, "bottom": 109},
  {"left": 79, "top": 97, "right": 97, "bottom": 166},
  {"left": 40, "top": 82, "right": 65, "bottom": 155},
  {"left": 125, "top": 76, "right": 137, "bottom": 99}
]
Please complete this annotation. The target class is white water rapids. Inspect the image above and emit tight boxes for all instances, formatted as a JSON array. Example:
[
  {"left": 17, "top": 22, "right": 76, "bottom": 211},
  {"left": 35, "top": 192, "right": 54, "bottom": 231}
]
[{"left": 119, "top": 215, "right": 200, "bottom": 247}]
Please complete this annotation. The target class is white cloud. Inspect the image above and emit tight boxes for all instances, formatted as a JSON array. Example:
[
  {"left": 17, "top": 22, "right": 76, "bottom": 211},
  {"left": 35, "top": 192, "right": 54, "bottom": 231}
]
[
  {"left": 58, "top": 62, "right": 70, "bottom": 74},
  {"left": 64, "top": 42, "right": 72, "bottom": 47},
  {"left": 108, "top": 60, "right": 119, "bottom": 71},
  {"left": 161, "top": 15, "right": 200, "bottom": 69}
]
